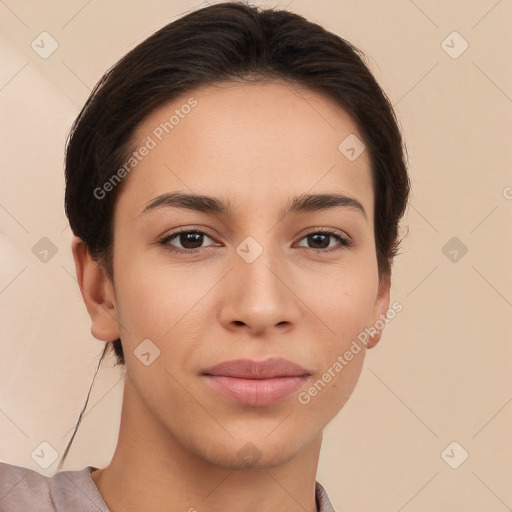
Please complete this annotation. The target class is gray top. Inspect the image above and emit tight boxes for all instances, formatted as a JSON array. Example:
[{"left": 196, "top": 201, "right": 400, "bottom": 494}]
[{"left": 0, "top": 461, "right": 336, "bottom": 511}]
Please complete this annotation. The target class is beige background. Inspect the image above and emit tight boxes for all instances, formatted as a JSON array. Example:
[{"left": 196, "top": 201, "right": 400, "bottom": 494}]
[{"left": 0, "top": 0, "right": 511, "bottom": 510}]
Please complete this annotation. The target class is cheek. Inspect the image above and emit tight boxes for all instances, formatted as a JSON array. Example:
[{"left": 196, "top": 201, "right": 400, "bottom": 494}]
[
  {"left": 300, "top": 261, "right": 379, "bottom": 342},
  {"left": 112, "top": 256, "right": 169, "bottom": 339},
  {"left": 112, "top": 256, "right": 211, "bottom": 356},
  {"left": 290, "top": 266, "right": 376, "bottom": 413},
  {"left": 297, "top": 347, "right": 366, "bottom": 425}
]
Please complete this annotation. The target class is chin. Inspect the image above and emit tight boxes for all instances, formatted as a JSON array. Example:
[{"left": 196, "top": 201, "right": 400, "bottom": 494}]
[
  {"left": 204, "top": 448, "right": 297, "bottom": 472},
  {"left": 196, "top": 429, "right": 310, "bottom": 471}
]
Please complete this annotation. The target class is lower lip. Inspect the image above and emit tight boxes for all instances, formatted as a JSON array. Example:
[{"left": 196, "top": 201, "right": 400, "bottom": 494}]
[{"left": 202, "top": 375, "right": 311, "bottom": 406}]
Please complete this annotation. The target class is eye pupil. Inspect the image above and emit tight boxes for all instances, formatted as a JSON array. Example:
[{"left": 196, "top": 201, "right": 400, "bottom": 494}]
[
  {"left": 308, "top": 233, "right": 329, "bottom": 249},
  {"left": 180, "top": 231, "right": 203, "bottom": 249}
]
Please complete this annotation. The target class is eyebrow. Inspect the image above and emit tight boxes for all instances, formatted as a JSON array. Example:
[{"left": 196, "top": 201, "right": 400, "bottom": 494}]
[{"left": 139, "top": 191, "right": 367, "bottom": 221}]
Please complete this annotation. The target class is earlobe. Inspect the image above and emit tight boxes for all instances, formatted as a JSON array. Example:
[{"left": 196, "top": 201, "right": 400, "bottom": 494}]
[{"left": 71, "top": 236, "right": 120, "bottom": 342}]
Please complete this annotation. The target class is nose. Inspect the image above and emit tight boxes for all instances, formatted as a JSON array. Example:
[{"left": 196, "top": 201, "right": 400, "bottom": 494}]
[{"left": 219, "top": 239, "right": 300, "bottom": 336}]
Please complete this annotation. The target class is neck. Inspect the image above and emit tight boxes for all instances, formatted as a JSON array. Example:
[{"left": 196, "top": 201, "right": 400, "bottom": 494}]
[{"left": 91, "top": 377, "right": 322, "bottom": 512}]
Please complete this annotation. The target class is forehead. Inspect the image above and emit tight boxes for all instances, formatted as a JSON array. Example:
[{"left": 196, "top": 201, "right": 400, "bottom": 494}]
[{"left": 116, "top": 79, "right": 374, "bottom": 221}]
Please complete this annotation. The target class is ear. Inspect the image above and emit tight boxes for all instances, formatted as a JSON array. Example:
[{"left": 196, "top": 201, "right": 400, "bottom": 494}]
[
  {"left": 366, "top": 274, "right": 390, "bottom": 349},
  {"left": 71, "top": 236, "right": 120, "bottom": 342}
]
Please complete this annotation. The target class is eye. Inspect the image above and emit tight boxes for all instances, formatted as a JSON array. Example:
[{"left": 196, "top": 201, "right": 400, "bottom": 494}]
[
  {"left": 158, "top": 229, "right": 218, "bottom": 255},
  {"left": 295, "top": 229, "right": 354, "bottom": 253}
]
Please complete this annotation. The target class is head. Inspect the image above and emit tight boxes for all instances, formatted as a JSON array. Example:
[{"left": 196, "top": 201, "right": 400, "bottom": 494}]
[{"left": 60, "top": 1, "right": 409, "bottom": 470}]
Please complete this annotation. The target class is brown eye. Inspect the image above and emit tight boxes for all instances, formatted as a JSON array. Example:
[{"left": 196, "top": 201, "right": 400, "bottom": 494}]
[
  {"left": 174, "top": 231, "right": 205, "bottom": 250},
  {"left": 296, "top": 230, "right": 353, "bottom": 252},
  {"left": 159, "top": 230, "right": 216, "bottom": 254}
]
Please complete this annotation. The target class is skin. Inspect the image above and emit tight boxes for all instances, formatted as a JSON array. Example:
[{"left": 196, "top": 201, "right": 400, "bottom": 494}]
[{"left": 72, "top": 80, "right": 390, "bottom": 512}]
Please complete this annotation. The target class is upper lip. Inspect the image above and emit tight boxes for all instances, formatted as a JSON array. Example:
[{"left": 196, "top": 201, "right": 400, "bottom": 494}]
[{"left": 201, "top": 357, "right": 311, "bottom": 379}]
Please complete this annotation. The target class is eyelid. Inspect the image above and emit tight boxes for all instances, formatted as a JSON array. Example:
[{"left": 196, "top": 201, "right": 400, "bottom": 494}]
[
  {"left": 160, "top": 226, "right": 218, "bottom": 241},
  {"left": 156, "top": 227, "right": 222, "bottom": 257},
  {"left": 299, "top": 226, "right": 351, "bottom": 240},
  {"left": 296, "top": 227, "right": 354, "bottom": 250}
]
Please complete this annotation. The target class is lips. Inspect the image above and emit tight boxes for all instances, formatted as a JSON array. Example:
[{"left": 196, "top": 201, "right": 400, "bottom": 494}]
[
  {"left": 201, "top": 357, "right": 311, "bottom": 379},
  {"left": 201, "top": 357, "right": 312, "bottom": 406}
]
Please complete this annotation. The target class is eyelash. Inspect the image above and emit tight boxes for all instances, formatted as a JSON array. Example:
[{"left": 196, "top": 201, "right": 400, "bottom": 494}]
[{"left": 157, "top": 228, "right": 354, "bottom": 255}]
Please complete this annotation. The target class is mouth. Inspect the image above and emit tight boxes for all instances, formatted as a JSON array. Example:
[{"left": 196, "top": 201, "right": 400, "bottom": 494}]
[{"left": 201, "top": 357, "right": 312, "bottom": 407}]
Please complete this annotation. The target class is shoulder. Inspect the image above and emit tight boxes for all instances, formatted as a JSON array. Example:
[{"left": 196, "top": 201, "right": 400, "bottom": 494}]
[
  {"left": 0, "top": 461, "right": 54, "bottom": 510},
  {"left": 315, "top": 480, "right": 337, "bottom": 512},
  {"left": 0, "top": 461, "right": 109, "bottom": 511}
]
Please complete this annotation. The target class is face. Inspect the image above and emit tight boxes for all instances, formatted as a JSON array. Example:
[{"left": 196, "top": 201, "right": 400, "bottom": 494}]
[{"left": 86, "top": 80, "right": 389, "bottom": 470}]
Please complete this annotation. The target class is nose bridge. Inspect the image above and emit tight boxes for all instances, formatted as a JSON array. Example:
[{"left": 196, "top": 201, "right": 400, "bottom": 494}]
[
  {"left": 225, "top": 230, "right": 295, "bottom": 330},
  {"left": 235, "top": 231, "right": 283, "bottom": 298}
]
